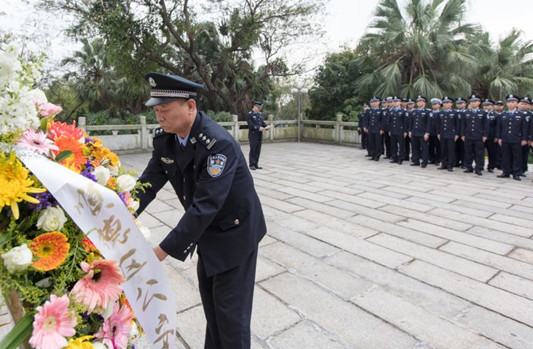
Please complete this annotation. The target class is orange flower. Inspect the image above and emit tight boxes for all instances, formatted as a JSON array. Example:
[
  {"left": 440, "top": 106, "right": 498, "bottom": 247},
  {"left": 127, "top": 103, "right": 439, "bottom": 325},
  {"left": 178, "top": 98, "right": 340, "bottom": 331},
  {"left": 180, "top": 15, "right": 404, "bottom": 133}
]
[
  {"left": 30, "top": 232, "right": 70, "bottom": 271},
  {"left": 81, "top": 237, "right": 97, "bottom": 253},
  {"left": 48, "top": 121, "right": 85, "bottom": 141},
  {"left": 53, "top": 136, "right": 87, "bottom": 172}
]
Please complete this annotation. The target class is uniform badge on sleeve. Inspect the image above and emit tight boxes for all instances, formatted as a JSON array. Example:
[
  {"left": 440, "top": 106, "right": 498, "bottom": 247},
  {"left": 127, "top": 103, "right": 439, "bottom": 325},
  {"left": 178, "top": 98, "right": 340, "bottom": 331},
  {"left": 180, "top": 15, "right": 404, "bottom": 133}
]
[{"left": 207, "top": 154, "right": 227, "bottom": 177}]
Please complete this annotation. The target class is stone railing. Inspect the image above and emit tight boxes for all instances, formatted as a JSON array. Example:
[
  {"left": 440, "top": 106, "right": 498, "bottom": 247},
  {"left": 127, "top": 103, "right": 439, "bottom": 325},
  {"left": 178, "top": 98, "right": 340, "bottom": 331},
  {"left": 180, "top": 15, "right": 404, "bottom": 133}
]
[{"left": 78, "top": 113, "right": 361, "bottom": 152}]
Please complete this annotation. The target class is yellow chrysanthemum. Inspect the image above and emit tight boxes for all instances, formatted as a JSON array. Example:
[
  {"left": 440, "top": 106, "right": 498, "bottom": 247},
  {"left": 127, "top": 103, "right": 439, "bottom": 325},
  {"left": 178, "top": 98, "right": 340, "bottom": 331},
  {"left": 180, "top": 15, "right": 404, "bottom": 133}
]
[
  {"left": 90, "top": 138, "right": 120, "bottom": 167},
  {"left": 0, "top": 152, "right": 45, "bottom": 219},
  {"left": 30, "top": 231, "right": 70, "bottom": 271},
  {"left": 65, "top": 335, "right": 94, "bottom": 349}
]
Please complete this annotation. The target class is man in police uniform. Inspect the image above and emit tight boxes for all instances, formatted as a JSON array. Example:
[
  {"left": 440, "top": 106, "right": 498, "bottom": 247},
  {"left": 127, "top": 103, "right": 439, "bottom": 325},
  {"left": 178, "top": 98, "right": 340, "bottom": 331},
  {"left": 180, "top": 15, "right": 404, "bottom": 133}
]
[
  {"left": 363, "top": 96, "right": 384, "bottom": 161},
  {"left": 358, "top": 103, "right": 369, "bottom": 150},
  {"left": 387, "top": 96, "right": 407, "bottom": 164},
  {"left": 436, "top": 97, "right": 458, "bottom": 171},
  {"left": 518, "top": 96, "right": 531, "bottom": 176},
  {"left": 483, "top": 99, "right": 498, "bottom": 172},
  {"left": 461, "top": 94, "right": 487, "bottom": 175},
  {"left": 382, "top": 97, "right": 393, "bottom": 158},
  {"left": 454, "top": 97, "right": 467, "bottom": 168},
  {"left": 246, "top": 100, "right": 271, "bottom": 170},
  {"left": 404, "top": 98, "right": 415, "bottom": 161},
  {"left": 409, "top": 96, "right": 431, "bottom": 167},
  {"left": 136, "top": 72, "right": 267, "bottom": 348},
  {"left": 493, "top": 100, "right": 505, "bottom": 170},
  {"left": 496, "top": 94, "right": 528, "bottom": 180},
  {"left": 428, "top": 98, "right": 442, "bottom": 165}
]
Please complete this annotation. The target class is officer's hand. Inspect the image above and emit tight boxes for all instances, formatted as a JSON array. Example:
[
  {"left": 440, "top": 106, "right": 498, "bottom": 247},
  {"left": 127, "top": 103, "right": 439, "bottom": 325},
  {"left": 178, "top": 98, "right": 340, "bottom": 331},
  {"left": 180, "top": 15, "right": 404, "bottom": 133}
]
[
  {"left": 389, "top": 132, "right": 391, "bottom": 136},
  {"left": 259, "top": 127, "right": 265, "bottom": 132},
  {"left": 380, "top": 130, "right": 384, "bottom": 135},
  {"left": 364, "top": 128, "right": 368, "bottom": 133},
  {"left": 494, "top": 138, "right": 498, "bottom": 143},
  {"left": 521, "top": 140, "right": 527, "bottom": 146},
  {"left": 423, "top": 134, "right": 429, "bottom": 141},
  {"left": 461, "top": 136, "right": 465, "bottom": 141},
  {"left": 437, "top": 135, "right": 440, "bottom": 140},
  {"left": 498, "top": 139, "right": 502, "bottom": 146},
  {"left": 403, "top": 132, "right": 407, "bottom": 138},
  {"left": 483, "top": 137, "right": 487, "bottom": 143},
  {"left": 454, "top": 135, "right": 458, "bottom": 141},
  {"left": 153, "top": 246, "right": 168, "bottom": 261},
  {"left": 408, "top": 132, "right": 412, "bottom": 138}
]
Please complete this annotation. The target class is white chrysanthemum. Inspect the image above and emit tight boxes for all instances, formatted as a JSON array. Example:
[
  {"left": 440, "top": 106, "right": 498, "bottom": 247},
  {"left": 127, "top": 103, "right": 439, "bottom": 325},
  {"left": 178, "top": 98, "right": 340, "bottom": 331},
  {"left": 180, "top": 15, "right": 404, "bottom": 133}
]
[
  {"left": 0, "top": 47, "right": 21, "bottom": 88},
  {"left": 27, "top": 88, "right": 48, "bottom": 104}
]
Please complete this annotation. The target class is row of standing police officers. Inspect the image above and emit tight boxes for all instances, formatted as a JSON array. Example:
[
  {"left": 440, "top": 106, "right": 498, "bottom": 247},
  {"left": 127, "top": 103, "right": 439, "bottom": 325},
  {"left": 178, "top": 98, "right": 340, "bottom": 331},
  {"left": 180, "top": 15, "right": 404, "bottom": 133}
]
[{"left": 358, "top": 94, "right": 532, "bottom": 180}]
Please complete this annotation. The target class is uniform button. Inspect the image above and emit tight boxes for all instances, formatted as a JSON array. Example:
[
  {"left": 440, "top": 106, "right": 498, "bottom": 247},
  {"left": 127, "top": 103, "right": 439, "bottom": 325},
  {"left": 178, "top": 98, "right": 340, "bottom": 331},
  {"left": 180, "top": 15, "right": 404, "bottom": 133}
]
[
  {"left": 234, "top": 219, "right": 240, "bottom": 225},
  {"left": 165, "top": 170, "right": 168, "bottom": 174},
  {"left": 183, "top": 250, "right": 187, "bottom": 254},
  {"left": 183, "top": 195, "right": 186, "bottom": 200}
]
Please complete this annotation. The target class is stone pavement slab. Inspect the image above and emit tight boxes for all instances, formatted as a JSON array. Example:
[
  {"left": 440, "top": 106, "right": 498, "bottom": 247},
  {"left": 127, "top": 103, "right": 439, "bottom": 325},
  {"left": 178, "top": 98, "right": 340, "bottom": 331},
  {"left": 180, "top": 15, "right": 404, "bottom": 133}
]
[{"left": 116, "top": 142, "right": 533, "bottom": 348}]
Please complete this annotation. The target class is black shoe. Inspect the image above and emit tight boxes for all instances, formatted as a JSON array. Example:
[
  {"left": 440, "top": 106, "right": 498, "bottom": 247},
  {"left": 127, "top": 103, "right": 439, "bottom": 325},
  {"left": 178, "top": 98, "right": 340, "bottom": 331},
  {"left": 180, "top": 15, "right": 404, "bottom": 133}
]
[
  {"left": 421, "top": 164, "right": 427, "bottom": 168},
  {"left": 437, "top": 166, "right": 447, "bottom": 170},
  {"left": 487, "top": 168, "right": 494, "bottom": 173},
  {"left": 384, "top": 156, "right": 390, "bottom": 159},
  {"left": 397, "top": 161, "right": 403, "bottom": 165},
  {"left": 520, "top": 173, "right": 526, "bottom": 177},
  {"left": 410, "top": 163, "right": 420, "bottom": 166},
  {"left": 448, "top": 168, "right": 453, "bottom": 172},
  {"left": 497, "top": 174, "right": 510, "bottom": 178},
  {"left": 365, "top": 154, "right": 372, "bottom": 157},
  {"left": 475, "top": 171, "right": 483, "bottom": 176},
  {"left": 513, "top": 175, "right": 521, "bottom": 181},
  {"left": 374, "top": 158, "right": 380, "bottom": 161},
  {"left": 389, "top": 160, "right": 397, "bottom": 163},
  {"left": 256, "top": 166, "right": 263, "bottom": 169},
  {"left": 464, "top": 169, "right": 473, "bottom": 173},
  {"left": 368, "top": 157, "right": 375, "bottom": 160},
  {"left": 249, "top": 166, "right": 256, "bottom": 170}
]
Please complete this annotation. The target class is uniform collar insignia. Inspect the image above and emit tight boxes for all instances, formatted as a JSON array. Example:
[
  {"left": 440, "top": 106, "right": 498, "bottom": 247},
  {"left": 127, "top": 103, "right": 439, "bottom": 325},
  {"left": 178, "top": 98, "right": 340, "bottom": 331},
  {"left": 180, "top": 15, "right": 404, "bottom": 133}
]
[{"left": 161, "top": 157, "right": 174, "bottom": 164}]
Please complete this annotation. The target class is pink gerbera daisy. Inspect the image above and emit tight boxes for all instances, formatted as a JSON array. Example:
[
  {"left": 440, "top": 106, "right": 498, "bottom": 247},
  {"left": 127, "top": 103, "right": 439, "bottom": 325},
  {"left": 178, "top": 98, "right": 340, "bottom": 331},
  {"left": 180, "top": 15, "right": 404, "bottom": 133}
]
[
  {"left": 29, "top": 294, "right": 77, "bottom": 349},
  {"left": 17, "top": 129, "right": 59, "bottom": 155},
  {"left": 70, "top": 259, "right": 126, "bottom": 311},
  {"left": 95, "top": 303, "right": 133, "bottom": 349}
]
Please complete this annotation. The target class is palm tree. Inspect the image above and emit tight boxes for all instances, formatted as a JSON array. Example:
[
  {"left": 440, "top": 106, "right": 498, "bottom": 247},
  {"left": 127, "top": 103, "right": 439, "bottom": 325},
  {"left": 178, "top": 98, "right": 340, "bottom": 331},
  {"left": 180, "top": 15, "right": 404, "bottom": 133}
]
[{"left": 355, "top": 0, "right": 483, "bottom": 98}]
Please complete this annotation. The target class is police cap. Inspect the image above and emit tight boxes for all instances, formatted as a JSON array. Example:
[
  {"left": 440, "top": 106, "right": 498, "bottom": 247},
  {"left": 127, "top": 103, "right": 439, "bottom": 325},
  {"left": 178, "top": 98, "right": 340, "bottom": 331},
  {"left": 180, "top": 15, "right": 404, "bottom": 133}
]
[{"left": 145, "top": 72, "right": 204, "bottom": 107}]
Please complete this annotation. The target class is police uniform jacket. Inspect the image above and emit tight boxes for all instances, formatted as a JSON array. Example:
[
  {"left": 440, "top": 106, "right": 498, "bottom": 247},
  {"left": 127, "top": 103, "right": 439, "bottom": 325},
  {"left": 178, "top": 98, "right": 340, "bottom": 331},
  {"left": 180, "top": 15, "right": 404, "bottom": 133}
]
[
  {"left": 428, "top": 111, "right": 439, "bottom": 136},
  {"left": 358, "top": 112, "right": 365, "bottom": 129},
  {"left": 461, "top": 109, "right": 487, "bottom": 140},
  {"left": 496, "top": 110, "right": 529, "bottom": 143},
  {"left": 363, "top": 108, "right": 384, "bottom": 134},
  {"left": 246, "top": 110, "right": 267, "bottom": 139},
  {"left": 485, "top": 111, "right": 500, "bottom": 140},
  {"left": 409, "top": 108, "right": 431, "bottom": 137},
  {"left": 387, "top": 107, "right": 406, "bottom": 135},
  {"left": 382, "top": 108, "right": 392, "bottom": 132},
  {"left": 137, "top": 111, "right": 267, "bottom": 277},
  {"left": 436, "top": 110, "right": 459, "bottom": 139}
]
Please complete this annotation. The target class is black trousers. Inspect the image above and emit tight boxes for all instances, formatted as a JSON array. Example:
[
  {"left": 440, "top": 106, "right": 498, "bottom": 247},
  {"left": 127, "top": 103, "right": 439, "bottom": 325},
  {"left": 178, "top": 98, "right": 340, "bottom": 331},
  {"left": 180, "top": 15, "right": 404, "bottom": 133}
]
[
  {"left": 360, "top": 131, "right": 368, "bottom": 149},
  {"left": 411, "top": 136, "right": 428, "bottom": 165},
  {"left": 390, "top": 134, "right": 405, "bottom": 162},
  {"left": 501, "top": 142, "right": 522, "bottom": 176},
  {"left": 455, "top": 138, "right": 465, "bottom": 166},
  {"left": 428, "top": 135, "right": 441, "bottom": 164},
  {"left": 440, "top": 138, "right": 456, "bottom": 169},
  {"left": 198, "top": 249, "right": 258, "bottom": 349},
  {"left": 496, "top": 143, "right": 502, "bottom": 168},
  {"left": 404, "top": 136, "right": 411, "bottom": 160},
  {"left": 521, "top": 145, "right": 529, "bottom": 173},
  {"left": 382, "top": 132, "right": 391, "bottom": 157},
  {"left": 248, "top": 134, "right": 262, "bottom": 168},
  {"left": 485, "top": 139, "right": 499, "bottom": 170},
  {"left": 368, "top": 132, "right": 383, "bottom": 159},
  {"left": 464, "top": 139, "right": 485, "bottom": 172}
]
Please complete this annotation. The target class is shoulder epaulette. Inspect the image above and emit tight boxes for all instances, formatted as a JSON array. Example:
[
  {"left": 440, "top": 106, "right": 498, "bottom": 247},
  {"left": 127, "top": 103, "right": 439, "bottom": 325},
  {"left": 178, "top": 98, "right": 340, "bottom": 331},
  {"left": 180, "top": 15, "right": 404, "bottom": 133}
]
[
  {"left": 195, "top": 129, "right": 217, "bottom": 150},
  {"left": 153, "top": 127, "right": 167, "bottom": 138}
]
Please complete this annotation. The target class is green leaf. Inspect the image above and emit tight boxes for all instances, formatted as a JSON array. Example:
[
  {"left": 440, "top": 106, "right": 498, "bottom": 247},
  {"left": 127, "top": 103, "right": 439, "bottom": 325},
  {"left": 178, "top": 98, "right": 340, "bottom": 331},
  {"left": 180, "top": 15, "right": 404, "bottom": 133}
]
[
  {"left": 0, "top": 314, "right": 33, "bottom": 349},
  {"left": 39, "top": 118, "right": 48, "bottom": 132},
  {"left": 54, "top": 150, "right": 73, "bottom": 163}
]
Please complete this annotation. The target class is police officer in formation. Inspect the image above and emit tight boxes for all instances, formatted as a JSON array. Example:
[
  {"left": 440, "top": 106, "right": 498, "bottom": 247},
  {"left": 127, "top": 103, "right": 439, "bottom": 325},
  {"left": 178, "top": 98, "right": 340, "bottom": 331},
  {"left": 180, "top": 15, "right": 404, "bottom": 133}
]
[
  {"left": 382, "top": 97, "right": 393, "bottom": 159},
  {"left": 358, "top": 103, "right": 369, "bottom": 150},
  {"left": 246, "top": 100, "right": 271, "bottom": 170},
  {"left": 360, "top": 93, "right": 533, "bottom": 181}
]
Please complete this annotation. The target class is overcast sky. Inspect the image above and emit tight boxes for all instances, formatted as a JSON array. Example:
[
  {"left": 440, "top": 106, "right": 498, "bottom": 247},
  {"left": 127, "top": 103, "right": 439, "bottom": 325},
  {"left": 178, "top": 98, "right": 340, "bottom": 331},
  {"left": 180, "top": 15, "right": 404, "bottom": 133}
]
[{"left": 1, "top": 0, "right": 532, "bottom": 77}]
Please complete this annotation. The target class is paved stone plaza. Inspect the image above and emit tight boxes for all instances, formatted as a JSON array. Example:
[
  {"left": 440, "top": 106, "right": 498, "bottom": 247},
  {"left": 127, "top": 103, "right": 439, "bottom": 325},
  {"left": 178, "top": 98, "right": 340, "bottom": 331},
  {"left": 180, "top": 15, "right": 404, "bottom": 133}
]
[{"left": 120, "top": 143, "right": 533, "bottom": 348}]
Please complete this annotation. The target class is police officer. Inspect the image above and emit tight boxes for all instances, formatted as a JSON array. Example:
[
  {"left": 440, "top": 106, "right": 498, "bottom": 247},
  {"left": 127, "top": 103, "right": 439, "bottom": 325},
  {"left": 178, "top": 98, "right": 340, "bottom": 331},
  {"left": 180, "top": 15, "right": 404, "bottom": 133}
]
[
  {"left": 493, "top": 100, "right": 505, "bottom": 170},
  {"left": 454, "top": 97, "right": 467, "bottom": 168},
  {"left": 358, "top": 103, "right": 369, "bottom": 150},
  {"left": 404, "top": 98, "right": 415, "bottom": 161},
  {"left": 363, "top": 96, "right": 384, "bottom": 161},
  {"left": 461, "top": 94, "right": 487, "bottom": 175},
  {"left": 518, "top": 96, "right": 531, "bottom": 176},
  {"left": 382, "top": 97, "right": 393, "bottom": 158},
  {"left": 428, "top": 98, "right": 442, "bottom": 165},
  {"left": 409, "top": 96, "right": 431, "bottom": 168},
  {"left": 388, "top": 96, "right": 407, "bottom": 164},
  {"left": 137, "top": 72, "right": 266, "bottom": 348},
  {"left": 436, "top": 97, "right": 459, "bottom": 171},
  {"left": 483, "top": 99, "right": 498, "bottom": 172},
  {"left": 246, "top": 100, "right": 271, "bottom": 170},
  {"left": 496, "top": 94, "right": 528, "bottom": 181}
]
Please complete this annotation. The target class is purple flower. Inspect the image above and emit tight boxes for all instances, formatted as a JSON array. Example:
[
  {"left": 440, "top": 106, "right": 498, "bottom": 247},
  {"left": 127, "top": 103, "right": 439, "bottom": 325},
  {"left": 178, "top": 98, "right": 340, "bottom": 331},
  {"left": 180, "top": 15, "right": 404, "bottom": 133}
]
[
  {"left": 81, "top": 168, "right": 97, "bottom": 182},
  {"left": 118, "top": 192, "right": 128, "bottom": 207},
  {"left": 28, "top": 192, "right": 58, "bottom": 211}
]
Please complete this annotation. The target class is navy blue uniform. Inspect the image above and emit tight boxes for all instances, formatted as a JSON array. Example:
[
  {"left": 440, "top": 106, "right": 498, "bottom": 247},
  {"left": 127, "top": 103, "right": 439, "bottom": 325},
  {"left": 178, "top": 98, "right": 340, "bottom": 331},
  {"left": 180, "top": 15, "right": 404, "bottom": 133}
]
[
  {"left": 519, "top": 110, "right": 531, "bottom": 174},
  {"left": 382, "top": 108, "right": 392, "bottom": 158},
  {"left": 409, "top": 108, "right": 431, "bottom": 166},
  {"left": 461, "top": 108, "right": 487, "bottom": 173},
  {"left": 137, "top": 111, "right": 266, "bottom": 348},
  {"left": 428, "top": 111, "right": 441, "bottom": 164},
  {"left": 485, "top": 111, "right": 500, "bottom": 171},
  {"left": 404, "top": 109, "right": 413, "bottom": 160},
  {"left": 496, "top": 110, "right": 528, "bottom": 177},
  {"left": 246, "top": 110, "right": 267, "bottom": 169},
  {"left": 387, "top": 107, "right": 407, "bottom": 163},
  {"left": 455, "top": 108, "right": 466, "bottom": 167},
  {"left": 363, "top": 108, "right": 384, "bottom": 160},
  {"left": 436, "top": 109, "right": 459, "bottom": 170},
  {"left": 358, "top": 111, "right": 368, "bottom": 150}
]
